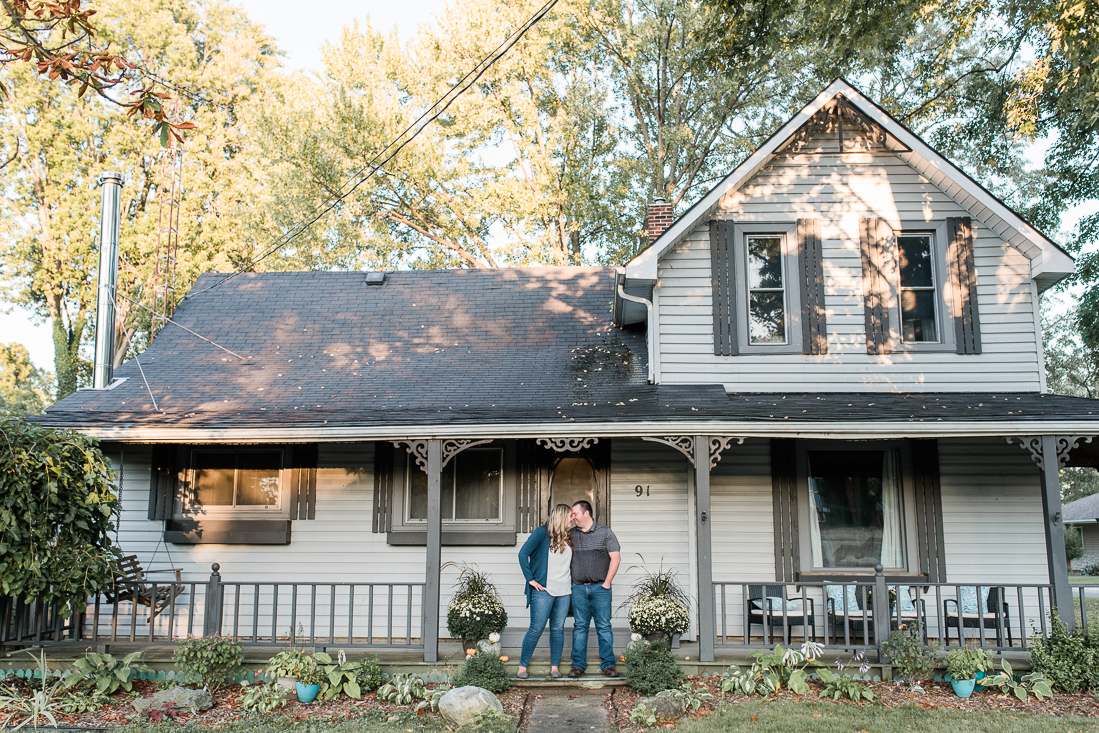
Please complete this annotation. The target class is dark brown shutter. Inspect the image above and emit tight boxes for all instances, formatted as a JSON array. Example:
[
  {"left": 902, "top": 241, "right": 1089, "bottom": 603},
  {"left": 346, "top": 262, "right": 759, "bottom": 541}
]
[
  {"left": 770, "top": 438, "right": 800, "bottom": 582},
  {"left": 372, "top": 442, "right": 393, "bottom": 533},
  {"left": 148, "top": 444, "right": 178, "bottom": 520},
  {"left": 797, "top": 218, "right": 827, "bottom": 355},
  {"left": 860, "top": 217, "right": 892, "bottom": 354},
  {"left": 910, "top": 439, "right": 947, "bottom": 582},
  {"left": 287, "top": 444, "right": 318, "bottom": 520},
  {"left": 710, "top": 220, "right": 738, "bottom": 355},
  {"left": 517, "top": 440, "right": 548, "bottom": 533},
  {"left": 947, "top": 217, "right": 982, "bottom": 355}
]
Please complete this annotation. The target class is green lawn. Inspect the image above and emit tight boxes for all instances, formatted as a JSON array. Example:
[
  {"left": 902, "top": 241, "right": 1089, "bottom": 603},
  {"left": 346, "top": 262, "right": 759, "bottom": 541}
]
[
  {"left": 1069, "top": 577, "right": 1098, "bottom": 585},
  {"left": 678, "top": 700, "right": 1099, "bottom": 733},
  {"left": 113, "top": 709, "right": 513, "bottom": 733}
]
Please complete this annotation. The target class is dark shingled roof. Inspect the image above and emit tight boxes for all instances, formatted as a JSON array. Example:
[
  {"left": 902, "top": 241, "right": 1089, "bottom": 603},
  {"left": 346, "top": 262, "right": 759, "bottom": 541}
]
[
  {"left": 36, "top": 267, "right": 1099, "bottom": 430},
  {"left": 1064, "top": 493, "right": 1099, "bottom": 524}
]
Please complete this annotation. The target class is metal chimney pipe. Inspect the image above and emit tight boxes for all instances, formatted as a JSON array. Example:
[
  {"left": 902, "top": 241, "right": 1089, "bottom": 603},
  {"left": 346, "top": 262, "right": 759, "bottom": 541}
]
[{"left": 92, "top": 171, "right": 124, "bottom": 389}]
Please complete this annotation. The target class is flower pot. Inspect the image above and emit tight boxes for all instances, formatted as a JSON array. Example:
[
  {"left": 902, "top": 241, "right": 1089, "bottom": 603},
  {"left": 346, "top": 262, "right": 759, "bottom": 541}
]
[
  {"left": 950, "top": 678, "right": 976, "bottom": 698},
  {"left": 643, "top": 631, "right": 665, "bottom": 641},
  {"left": 296, "top": 682, "right": 321, "bottom": 703},
  {"left": 974, "top": 670, "right": 987, "bottom": 692}
]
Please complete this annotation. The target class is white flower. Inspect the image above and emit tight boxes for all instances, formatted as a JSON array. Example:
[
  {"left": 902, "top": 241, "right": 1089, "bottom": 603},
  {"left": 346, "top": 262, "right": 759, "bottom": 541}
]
[
  {"left": 489, "top": 633, "right": 501, "bottom": 643},
  {"left": 631, "top": 633, "right": 642, "bottom": 642},
  {"left": 801, "top": 640, "right": 824, "bottom": 661}
]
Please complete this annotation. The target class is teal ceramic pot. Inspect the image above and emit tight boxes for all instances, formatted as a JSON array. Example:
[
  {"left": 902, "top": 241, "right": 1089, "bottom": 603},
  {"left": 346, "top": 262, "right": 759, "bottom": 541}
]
[
  {"left": 974, "top": 670, "right": 987, "bottom": 691},
  {"left": 296, "top": 682, "right": 321, "bottom": 703},
  {"left": 951, "top": 678, "right": 976, "bottom": 698}
]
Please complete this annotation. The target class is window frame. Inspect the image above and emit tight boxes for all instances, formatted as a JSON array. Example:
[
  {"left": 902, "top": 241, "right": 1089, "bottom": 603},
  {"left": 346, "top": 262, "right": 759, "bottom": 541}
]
[
  {"left": 386, "top": 440, "right": 518, "bottom": 543},
  {"left": 178, "top": 447, "right": 289, "bottom": 520},
  {"left": 794, "top": 440, "right": 920, "bottom": 577},
  {"left": 885, "top": 220, "right": 956, "bottom": 353},
  {"left": 403, "top": 447, "right": 506, "bottom": 525},
  {"left": 731, "top": 222, "right": 804, "bottom": 354}
]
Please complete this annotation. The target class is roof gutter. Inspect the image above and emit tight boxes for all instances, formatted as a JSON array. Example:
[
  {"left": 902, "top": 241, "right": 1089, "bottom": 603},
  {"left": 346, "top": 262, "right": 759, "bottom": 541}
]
[{"left": 617, "top": 279, "right": 655, "bottom": 384}]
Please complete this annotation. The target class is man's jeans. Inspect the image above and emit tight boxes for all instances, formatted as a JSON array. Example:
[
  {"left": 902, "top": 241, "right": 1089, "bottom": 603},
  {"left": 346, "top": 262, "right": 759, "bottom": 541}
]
[
  {"left": 570, "top": 582, "right": 615, "bottom": 671},
  {"left": 519, "top": 590, "right": 571, "bottom": 667}
]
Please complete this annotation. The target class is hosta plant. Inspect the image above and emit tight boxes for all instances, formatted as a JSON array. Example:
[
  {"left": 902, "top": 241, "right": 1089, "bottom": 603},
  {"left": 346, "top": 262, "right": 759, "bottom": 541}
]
[
  {"left": 720, "top": 642, "right": 824, "bottom": 697},
  {"left": 656, "top": 682, "right": 714, "bottom": 711},
  {"left": 65, "top": 651, "right": 150, "bottom": 694},
  {"left": 377, "top": 673, "right": 427, "bottom": 705},
  {"left": 817, "top": 668, "right": 876, "bottom": 702},
  {"left": 238, "top": 681, "right": 288, "bottom": 714},
  {"left": 980, "top": 660, "right": 1054, "bottom": 701}
]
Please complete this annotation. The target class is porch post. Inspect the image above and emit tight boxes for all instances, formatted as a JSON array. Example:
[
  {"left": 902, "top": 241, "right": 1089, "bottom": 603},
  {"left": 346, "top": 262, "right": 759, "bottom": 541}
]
[
  {"left": 694, "top": 435, "right": 715, "bottom": 663},
  {"left": 1039, "top": 435, "right": 1074, "bottom": 629},
  {"left": 423, "top": 439, "right": 442, "bottom": 662}
]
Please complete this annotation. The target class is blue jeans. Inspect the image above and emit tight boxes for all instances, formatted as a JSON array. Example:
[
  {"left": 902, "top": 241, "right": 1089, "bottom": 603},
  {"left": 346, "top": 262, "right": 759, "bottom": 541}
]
[
  {"left": 571, "top": 583, "right": 615, "bottom": 671},
  {"left": 519, "top": 590, "right": 571, "bottom": 667}
]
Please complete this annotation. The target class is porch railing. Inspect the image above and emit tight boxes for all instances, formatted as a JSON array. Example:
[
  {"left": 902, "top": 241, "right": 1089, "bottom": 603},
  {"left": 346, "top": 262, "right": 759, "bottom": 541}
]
[
  {"left": 713, "top": 572, "right": 1090, "bottom": 652},
  {"left": 3, "top": 565, "right": 424, "bottom": 650}
]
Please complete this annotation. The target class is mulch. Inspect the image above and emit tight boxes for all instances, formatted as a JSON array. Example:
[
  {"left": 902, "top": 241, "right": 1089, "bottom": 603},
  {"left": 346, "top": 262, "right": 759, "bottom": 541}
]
[
  {"left": 0, "top": 678, "right": 530, "bottom": 729},
  {"left": 603, "top": 675, "right": 1099, "bottom": 732}
]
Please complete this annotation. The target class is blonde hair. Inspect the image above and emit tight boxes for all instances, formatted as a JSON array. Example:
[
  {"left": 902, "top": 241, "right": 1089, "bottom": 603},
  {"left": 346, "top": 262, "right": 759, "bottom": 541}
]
[{"left": 548, "top": 504, "right": 573, "bottom": 553}]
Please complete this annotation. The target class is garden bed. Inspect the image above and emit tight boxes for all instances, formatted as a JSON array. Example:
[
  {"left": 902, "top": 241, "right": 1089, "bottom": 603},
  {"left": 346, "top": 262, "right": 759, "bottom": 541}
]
[{"left": 605, "top": 674, "right": 1099, "bottom": 733}]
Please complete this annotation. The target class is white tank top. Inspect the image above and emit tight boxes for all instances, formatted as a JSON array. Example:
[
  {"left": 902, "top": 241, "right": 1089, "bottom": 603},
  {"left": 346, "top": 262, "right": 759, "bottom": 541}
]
[{"left": 545, "top": 545, "right": 573, "bottom": 597}]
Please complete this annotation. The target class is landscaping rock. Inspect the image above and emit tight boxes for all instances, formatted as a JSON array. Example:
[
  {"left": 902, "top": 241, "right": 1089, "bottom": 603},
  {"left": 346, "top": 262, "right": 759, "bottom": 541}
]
[
  {"left": 636, "top": 695, "right": 684, "bottom": 722},
  {"left": 133, "top": 686, "right": 215, "bottom": 715},
  {"left": 438, "top": 685, "right": 503, "bottom": 726}
]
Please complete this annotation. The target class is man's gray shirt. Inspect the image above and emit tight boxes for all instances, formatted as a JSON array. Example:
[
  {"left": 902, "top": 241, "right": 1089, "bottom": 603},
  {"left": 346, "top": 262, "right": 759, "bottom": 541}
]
[{"left": 570, "top": 522, "right": 621, "bottom": 584}]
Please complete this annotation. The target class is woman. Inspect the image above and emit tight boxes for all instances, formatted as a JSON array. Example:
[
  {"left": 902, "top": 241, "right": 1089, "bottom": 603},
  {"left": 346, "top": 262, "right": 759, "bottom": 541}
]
[{"left": 516, "top": 503, "right": 573, "bottom": 678}]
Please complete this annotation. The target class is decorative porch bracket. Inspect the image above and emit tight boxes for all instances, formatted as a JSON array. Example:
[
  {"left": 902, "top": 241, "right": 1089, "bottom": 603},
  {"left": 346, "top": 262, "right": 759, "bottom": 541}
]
[
  {"left": 441, "top": 439, "right": 494, "bottom": 468},
  {"left": 535, "top": 437, "right": 599, "bottom": 452},
  {"left": 1005, "top": 435, "right": 1095, "bottom": 630},
  {"left": 642, "top": 436, "right": 745, "bottom": 469},
  {"left": 393, "top": 440, "right": 428, "bottom": 472}
]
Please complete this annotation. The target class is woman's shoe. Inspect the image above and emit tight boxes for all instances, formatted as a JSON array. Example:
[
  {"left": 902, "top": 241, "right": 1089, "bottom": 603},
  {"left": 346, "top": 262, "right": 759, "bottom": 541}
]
[
  {"left": 549, "top": 670, "right": 561, "bottom": 679},
  {"left": 516, "top": 670, "right": 528, "bottom": 679}
]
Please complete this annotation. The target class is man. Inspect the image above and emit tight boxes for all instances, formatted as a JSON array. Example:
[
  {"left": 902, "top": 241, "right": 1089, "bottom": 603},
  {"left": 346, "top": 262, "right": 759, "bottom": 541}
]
[{"left": 567, "top": 499, "right": 621, "bottom": 677}]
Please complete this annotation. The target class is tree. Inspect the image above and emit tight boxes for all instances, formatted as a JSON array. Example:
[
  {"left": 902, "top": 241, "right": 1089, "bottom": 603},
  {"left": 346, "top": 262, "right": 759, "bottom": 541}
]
[
  {"left": 0, "top": 0, "right": 285, "bottom": 399},
  {"left": 0, "top": 421, "right": 121, "bottom": 612},
  {"left": 0, "top": 342, "right": 53, "bottom": 416}
]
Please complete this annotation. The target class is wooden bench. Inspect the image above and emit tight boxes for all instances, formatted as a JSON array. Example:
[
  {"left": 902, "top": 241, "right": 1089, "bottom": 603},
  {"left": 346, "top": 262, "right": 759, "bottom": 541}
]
[{"left": 105, "top": 555, "right": 184, "bottom": 621}]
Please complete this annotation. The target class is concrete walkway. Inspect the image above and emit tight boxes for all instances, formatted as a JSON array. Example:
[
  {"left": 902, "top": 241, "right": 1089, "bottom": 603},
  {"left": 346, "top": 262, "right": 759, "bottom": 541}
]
[{"left": 524, "top": 688, "right": 612, "bottom": 733}]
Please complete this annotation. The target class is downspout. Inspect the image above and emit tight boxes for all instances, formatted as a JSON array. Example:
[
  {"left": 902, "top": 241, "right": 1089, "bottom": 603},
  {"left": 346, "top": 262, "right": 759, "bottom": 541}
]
[
  {"left": 92, "top": 171, "right": 124, "bottom": 389},
  {"left": 617, "top": 281, "right": 656, "bottom": 384}
]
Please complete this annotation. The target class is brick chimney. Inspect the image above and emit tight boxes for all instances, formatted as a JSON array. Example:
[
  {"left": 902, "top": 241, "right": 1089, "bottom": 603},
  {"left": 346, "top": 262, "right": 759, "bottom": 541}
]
[{"left": 646, "top": 198, "right": 674, "bottom": 245}]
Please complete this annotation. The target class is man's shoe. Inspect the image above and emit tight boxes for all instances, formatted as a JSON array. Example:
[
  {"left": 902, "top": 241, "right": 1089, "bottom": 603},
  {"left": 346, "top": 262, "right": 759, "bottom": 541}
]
[
  {"left": 567, "top": 667, "right": 585, "bottom": 678},
  {"left": 601, "top": 667, "right": 620, "bottom": 678}
]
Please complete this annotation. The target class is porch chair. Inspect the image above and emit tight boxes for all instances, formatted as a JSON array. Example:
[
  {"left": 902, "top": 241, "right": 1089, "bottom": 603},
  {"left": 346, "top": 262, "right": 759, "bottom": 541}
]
[
  {"left": 825, "top": 584, "right": 926, "bottom": 643},
  {"left": 943, "top": 585, "right": 1012, "bottom": 647},
  {"left": 747, "top": 585, "right": 816, "bottom": 643},
  {"left": 104, "top": 555, "right": 185, "bottom": 621}
]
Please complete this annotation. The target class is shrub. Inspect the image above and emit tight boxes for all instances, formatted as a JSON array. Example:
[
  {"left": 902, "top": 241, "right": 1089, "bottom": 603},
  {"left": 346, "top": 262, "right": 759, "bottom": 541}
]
[
  {"left": 265, "top": 650, "right": 315, "bottom": 679},
  {"left": 624, "top": 639, "right": 681, "bottom": 695},
  {"left": 174, "top": 635, "right": 244, "bottom": 692},
  {"left": 1030, "top": 613, "right": 1099, "bottom": 692},
  {"left": 879, "top": 624, "right": 938, "bottom": 684},
  {"left": 64, "top": 651, "right": 150, "bottom": 694},
  {"left": 945, "top": 647, "right": 993, "bottom": 682},
  {"left": 1086, "top": 564, "right": 1099, "bottom": 577},
  {"left": 1066, "top": 527, "right": 1085, "bottom": 563},
  {"left": 628, "top": 596, "right": 690, "bottom": 636},
  {"left": 453, "top": 650, "right": 510, "bottom": 693}
]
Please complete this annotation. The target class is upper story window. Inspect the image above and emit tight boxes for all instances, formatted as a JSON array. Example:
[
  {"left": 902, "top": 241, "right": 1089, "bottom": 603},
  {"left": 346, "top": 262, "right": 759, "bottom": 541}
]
[
  {"left": 406, "top": 448, "right": 503, "bottom": 523},
  {"left": 897, "top": 233, "right": 938, "bottom": 343},
  {"left": 746, "top": 235, "right": 787, "bottom": 344},
  {"left": 186, "top": 448, "right": 285, "bottom": 514}
]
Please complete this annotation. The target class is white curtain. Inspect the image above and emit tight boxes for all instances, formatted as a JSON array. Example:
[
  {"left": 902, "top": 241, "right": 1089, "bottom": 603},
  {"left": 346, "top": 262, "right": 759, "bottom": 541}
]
[
  {"left": 808, "top": 477, "right": 824, "bottom": 567},
  {"left": 879, "top": 451, "right": 903, "bottom": 567}
]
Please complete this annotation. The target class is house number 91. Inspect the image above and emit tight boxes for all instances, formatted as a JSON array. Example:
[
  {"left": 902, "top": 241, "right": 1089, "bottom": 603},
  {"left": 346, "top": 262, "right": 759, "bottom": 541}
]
[{"left": 635, "top": 485, "right": 650, "bottom": 497}]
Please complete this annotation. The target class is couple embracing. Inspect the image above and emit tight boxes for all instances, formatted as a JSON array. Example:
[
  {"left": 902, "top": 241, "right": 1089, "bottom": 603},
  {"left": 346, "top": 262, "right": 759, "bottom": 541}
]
[{"left": 516, "top": 501, "right": 621, "bottom": 679}]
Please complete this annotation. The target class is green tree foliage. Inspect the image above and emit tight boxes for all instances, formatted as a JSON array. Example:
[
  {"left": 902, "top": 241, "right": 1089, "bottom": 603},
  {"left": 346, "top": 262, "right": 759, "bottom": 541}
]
[
  {"left": 0, "top": 421, "right": 121, "bottom": 612},
  {"left": 0, "top": 0, "right": 284, "bottom": 399},
  {"left": 0, "top": 342, "right": 53, "bottom": 416}
]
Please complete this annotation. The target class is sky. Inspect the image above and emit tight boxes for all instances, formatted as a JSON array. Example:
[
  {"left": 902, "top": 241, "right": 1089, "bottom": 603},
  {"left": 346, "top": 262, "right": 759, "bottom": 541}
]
[{"left": 0, "top": 0, "right": 450, "bottom": 371}]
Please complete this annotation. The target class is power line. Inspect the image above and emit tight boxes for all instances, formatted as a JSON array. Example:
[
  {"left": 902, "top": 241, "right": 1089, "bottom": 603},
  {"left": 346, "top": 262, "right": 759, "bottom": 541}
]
[{"left": 183, "top": 0, "right": 559, "bottom": 300}]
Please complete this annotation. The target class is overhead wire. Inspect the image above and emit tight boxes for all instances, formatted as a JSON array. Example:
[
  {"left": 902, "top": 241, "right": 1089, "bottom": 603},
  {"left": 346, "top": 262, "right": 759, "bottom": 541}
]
[{"left": 182, "top": 0, "right": 560, "bottom": 301}]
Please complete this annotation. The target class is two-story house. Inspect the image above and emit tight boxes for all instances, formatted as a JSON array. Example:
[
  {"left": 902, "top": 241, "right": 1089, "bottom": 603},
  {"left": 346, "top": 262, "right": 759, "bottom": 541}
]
[{"left": 29, "top": 79, "right": 1099, "bottom": 665}]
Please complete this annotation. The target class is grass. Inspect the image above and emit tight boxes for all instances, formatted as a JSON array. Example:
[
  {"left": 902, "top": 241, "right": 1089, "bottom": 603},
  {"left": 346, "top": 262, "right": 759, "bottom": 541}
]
[
  {"left": 1069, "top": 576, "right": 1099, "bottom": 585},
  {"left": 677, "top": 700, "right": 1099, "bottom": 733},
  {"left": 1074, "top": 594, "right": 1099, "bottom": 628},
  {"left": 113, "top": 709, "right": 490, "bottom": 733}
]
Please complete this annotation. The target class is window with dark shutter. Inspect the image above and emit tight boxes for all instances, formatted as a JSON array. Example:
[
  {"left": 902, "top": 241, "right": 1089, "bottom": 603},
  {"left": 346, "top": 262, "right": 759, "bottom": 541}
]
[
  {"left": 860, "top": 217, "right": 892, "bottom": 354},
  {"left": 710, "top": 220, "right": 738, "bottom": 356},
  {"left": 946, "top": 217, "right": 982, "bottom": 355},
  {"left": 148, "top": 444, "right": 180, "bottom": 521},
  {"left": 797, "top": 218, "right": 827, "bottom": 355}
]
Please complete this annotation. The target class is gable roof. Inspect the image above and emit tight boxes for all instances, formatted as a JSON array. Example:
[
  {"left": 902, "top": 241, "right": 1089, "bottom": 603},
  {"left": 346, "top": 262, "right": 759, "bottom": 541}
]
[
  {"left": 625, "top": 78, "right": 1074, "bottom": 291},
  {"left": 1064, "top": 493, "right": 1099, "bottom": 524}
]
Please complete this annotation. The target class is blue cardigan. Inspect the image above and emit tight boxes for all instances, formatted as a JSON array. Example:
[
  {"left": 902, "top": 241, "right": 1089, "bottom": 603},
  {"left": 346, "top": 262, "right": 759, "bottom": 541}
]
[{"left": 518, "top": 525, "right": 550, "bottom": 608}]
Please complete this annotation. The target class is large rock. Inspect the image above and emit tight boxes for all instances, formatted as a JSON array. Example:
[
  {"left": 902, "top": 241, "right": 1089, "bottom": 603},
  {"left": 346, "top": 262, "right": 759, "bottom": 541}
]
[
  {"left": 133, "top": 686, "right": 215, "bottom": 715},
  {"left": 438, "top": 686, "right": 503, "bottom": 726},
  {"left": 636, "top": 695, "right": 684, "bottom": 722}
]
